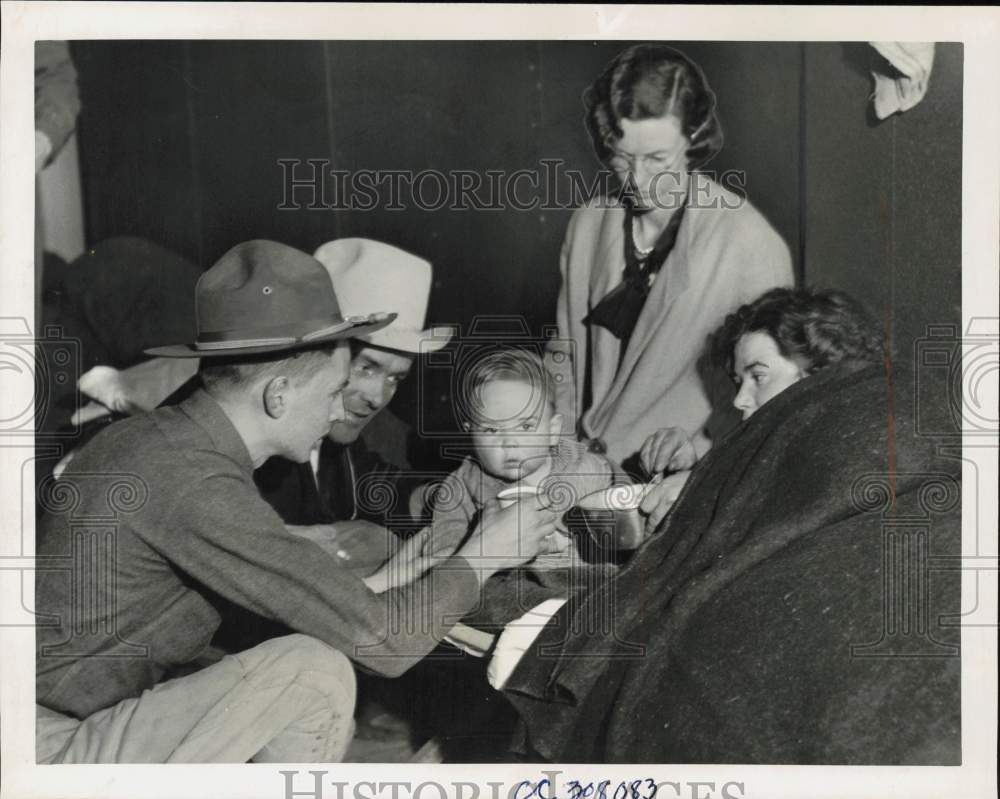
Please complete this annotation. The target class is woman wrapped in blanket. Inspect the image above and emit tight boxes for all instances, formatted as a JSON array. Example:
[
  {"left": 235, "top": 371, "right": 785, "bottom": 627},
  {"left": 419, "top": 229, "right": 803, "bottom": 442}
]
[
  {"left": 639, "top": 285, "right": 886, "bottom": 527},
  {"left": 493, "top": 286, "right": 961, "bottom": 765},
  {"left": 715, "top": 286, "right": 884, "bottom": 420}
]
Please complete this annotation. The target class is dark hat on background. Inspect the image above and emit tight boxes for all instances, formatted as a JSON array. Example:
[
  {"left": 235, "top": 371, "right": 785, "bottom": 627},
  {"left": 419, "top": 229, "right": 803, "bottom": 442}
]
[
  {"left": 146, "top": 240, "right": 394, "bottom": 358},
  {"left": 59, "top": 236, "right": 202, "bottom": 369}
]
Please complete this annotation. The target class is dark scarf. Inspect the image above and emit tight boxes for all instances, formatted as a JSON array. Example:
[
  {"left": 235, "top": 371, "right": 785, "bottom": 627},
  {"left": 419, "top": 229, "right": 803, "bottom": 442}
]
[{"left": 584, "top": 197, "right": 688, "bottom": 350}]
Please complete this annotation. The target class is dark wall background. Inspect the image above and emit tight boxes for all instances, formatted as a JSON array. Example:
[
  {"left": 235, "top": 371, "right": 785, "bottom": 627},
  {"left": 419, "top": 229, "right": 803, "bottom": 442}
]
[
  {"left": 69, "top": 40, "right": 961, "bottom": 453},
  {"left": 802, "top": 42, "right": 963, "bottom": 364}
]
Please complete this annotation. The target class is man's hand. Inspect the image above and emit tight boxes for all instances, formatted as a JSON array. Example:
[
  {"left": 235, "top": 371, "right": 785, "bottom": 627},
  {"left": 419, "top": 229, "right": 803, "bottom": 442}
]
[
  {"left": 639, "top": 427, "right": 698, "bottom": 476},
  {"left": 362, "top": 526, "right": 435, "bottom": 594},
  {"left": 455, "top": 497, "right": 560, "bottom": 585},
  {"left": 639, "top": 471, "right": 691, "bottom": 533}
]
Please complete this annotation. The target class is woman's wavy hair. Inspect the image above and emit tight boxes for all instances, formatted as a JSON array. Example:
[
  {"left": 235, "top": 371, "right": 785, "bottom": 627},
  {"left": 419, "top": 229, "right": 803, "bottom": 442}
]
[
  {"left": 713, "top": 287, "right": 884, "bottom": 376},
  {"left": 583, "top": 44, "right": 724, "bottom": 169}
]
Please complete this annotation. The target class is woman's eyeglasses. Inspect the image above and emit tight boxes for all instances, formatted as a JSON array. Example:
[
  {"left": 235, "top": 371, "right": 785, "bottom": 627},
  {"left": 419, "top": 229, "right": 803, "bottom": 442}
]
[{"left": 607, "top": 148, "right": 686, "bottom": 175}]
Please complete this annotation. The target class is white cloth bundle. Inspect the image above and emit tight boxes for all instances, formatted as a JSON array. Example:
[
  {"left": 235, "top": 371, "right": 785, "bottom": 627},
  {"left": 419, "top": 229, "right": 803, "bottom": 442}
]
[
  {"left": 869, "top": 42, "right": 936, "bottom": 120},
  {"left": 71, "top": 357, "right": 199, "bottom": 426}
]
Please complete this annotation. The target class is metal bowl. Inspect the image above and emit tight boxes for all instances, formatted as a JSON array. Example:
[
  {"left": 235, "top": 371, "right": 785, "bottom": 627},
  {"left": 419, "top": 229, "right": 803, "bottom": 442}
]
[{"left": 564, "top": 484, "right": 652, "bottom": 551}]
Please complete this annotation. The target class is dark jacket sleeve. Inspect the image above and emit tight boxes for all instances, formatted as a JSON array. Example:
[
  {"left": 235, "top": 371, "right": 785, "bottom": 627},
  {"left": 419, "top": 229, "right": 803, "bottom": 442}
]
[{"left": 348, "top": 437, "right": 429, "bottom": 530}]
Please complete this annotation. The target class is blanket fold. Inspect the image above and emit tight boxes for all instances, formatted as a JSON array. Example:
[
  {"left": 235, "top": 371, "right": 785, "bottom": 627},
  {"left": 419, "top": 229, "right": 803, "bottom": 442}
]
[{"left": 503, "top": 360, "right": 961, "bottom": 764}]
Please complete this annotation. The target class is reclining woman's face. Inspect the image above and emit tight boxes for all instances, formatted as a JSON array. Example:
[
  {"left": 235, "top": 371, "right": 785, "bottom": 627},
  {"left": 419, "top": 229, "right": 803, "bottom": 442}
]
[{"left": 732, "top": 331, "right": 809, "bottom": 420}]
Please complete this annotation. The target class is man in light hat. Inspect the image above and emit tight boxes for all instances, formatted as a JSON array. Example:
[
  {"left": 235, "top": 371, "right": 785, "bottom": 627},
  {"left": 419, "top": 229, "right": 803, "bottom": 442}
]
[
  {"left": 35, "top": 240, "right": 558, "bottom": 763},
  {"left": 254, "top": 238, "right": 451, "bottom": 539}
]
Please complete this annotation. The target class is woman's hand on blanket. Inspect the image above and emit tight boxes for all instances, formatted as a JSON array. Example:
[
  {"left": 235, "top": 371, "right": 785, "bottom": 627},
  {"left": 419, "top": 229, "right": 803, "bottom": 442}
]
[
  {"left": 639, "top": 470, "right": 691, "bottom": 533},
  {"left": 639, "top": 427, "right": 699, "bottom": 476}
]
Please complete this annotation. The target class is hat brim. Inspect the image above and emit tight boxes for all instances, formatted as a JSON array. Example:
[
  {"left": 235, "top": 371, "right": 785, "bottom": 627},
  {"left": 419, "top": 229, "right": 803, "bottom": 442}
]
[
  {"left": 356, "top": 325, "right": 454, "bottom": 355},
  {"left": 144, "top": 314, "right": 397, "bottom": 359}
]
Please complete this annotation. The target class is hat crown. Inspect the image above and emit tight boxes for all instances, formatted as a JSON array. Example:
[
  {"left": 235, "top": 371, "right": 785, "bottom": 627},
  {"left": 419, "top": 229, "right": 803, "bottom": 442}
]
[
  {"left": 196, "top": 241, "right": 341, "bottom": 340},
  {"left": 314, "top": 238, "right": 451, "bottom": 354},
  {"left": 144, "top": 239, "right": 396, "bottom": 358}
]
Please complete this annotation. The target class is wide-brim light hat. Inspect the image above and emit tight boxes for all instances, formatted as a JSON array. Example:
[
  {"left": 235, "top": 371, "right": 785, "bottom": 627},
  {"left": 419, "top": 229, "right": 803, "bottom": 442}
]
[
  {"left": 313, "top": 238, "right": 453, "bottom": 354},
  {"left": 146, "top": 240, "right": 395, "bottom": 358}
]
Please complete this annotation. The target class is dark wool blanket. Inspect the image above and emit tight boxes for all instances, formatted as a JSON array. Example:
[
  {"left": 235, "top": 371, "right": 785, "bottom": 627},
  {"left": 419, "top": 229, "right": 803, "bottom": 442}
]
[{"left": 503, "top": 360, "right": 961, "bottom": 764}]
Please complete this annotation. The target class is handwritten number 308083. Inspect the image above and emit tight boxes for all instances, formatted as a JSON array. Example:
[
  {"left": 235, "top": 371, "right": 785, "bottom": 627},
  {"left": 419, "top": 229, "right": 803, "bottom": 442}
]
[{"left": 566, "top": 779, "right": 658, "bottom": 799}]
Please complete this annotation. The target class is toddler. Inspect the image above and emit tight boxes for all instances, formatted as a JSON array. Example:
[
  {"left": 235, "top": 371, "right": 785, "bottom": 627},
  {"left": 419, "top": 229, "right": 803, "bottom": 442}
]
[{"left": 430, "top": 348, "right": 625, "bottom": 585}]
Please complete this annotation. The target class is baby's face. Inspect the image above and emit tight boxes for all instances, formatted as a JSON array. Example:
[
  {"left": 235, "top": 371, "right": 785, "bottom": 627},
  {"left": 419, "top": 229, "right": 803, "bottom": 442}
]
[{"left": 466, "top": 379, "right": 561, "bottom": 483}]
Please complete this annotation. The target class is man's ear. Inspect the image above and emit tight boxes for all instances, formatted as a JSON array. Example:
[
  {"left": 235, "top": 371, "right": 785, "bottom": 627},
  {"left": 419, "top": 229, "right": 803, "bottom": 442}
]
[
  {"left": 263, "top": 376, "right": 289, "bottom": 419},
  {"left": 547, "top": 412, "right": 564, "bottom": 444}
]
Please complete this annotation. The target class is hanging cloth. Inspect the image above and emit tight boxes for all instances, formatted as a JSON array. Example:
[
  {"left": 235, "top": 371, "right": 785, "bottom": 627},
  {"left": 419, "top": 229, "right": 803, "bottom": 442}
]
[{"left": 869, "top": 42, "right": 936, "bottom": 120}]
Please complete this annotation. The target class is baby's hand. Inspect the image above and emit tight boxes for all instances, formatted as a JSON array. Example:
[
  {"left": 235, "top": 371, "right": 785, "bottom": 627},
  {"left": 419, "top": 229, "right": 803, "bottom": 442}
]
[
  {"left": 531, "top": 531, "right": 580, "bottom": 574},
  {"left": 540, "top": 530, "right": 571, "bottom": 556}
]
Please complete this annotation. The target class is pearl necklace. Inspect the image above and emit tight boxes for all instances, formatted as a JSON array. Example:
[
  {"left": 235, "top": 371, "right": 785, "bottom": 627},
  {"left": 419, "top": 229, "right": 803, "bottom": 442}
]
[{"left": 632, "top": 228, "right": 654, "bottom": 258}]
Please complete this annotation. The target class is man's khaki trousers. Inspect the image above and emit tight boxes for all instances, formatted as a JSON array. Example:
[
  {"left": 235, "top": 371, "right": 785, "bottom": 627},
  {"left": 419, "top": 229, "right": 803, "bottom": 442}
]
[{"left": 36, "top": 634, "right": 356, "bottom": 763}]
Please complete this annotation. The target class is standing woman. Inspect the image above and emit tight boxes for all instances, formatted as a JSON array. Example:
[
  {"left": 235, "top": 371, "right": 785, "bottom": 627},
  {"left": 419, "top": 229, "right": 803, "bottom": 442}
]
[{"left": 547, "top": 44, "right": 793, "bottom": 475}]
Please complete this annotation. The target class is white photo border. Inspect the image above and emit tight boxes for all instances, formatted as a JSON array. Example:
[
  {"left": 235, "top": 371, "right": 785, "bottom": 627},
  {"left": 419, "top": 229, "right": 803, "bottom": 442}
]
[{"left": 1, "top": 4, "right": 997, "bottom": 799}]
